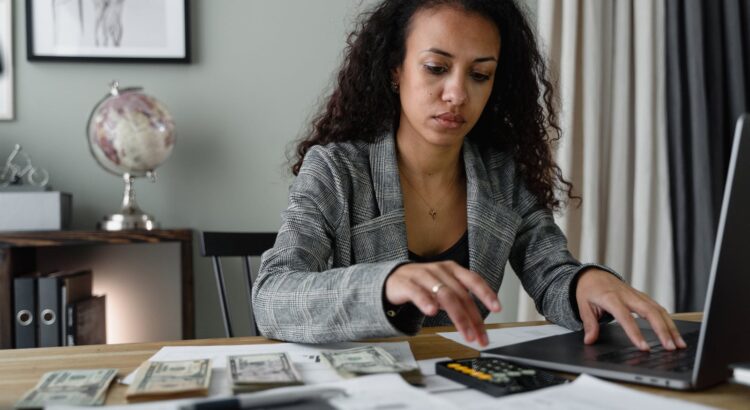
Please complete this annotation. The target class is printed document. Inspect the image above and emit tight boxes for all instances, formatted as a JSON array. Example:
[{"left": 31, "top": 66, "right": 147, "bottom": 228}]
[{"left": 438, "top": 324, "right": 572, "bottom": 350}]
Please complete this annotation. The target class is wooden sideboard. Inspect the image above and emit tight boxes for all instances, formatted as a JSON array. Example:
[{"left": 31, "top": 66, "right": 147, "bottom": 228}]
[{"left": 0, "top": 229, "right": 194, "bottom": 349}]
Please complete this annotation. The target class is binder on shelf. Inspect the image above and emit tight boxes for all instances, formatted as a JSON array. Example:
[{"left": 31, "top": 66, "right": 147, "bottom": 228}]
[
  {"left": 13, "top": 276, "right": 37, "bottom": 348},
  {"left": 37, "top": 270, "right": 92, "bottom": 347},
  {"left": 66, "top": 295, "right": 106, "bottom": 346}
]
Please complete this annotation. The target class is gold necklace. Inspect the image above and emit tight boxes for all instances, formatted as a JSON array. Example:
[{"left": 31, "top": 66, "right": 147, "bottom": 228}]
[{"left": 400, "top": 168, "right": 461, "bottom": 222}]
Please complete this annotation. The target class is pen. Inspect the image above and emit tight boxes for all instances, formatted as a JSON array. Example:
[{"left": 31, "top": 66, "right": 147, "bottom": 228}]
[{"left": 178, "top": 387, "right": 346, "bottom": 410}]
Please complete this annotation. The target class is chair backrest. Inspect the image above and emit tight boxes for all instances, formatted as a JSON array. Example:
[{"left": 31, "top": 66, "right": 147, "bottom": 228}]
[{"left": 199, "top": 231, "right": 277, "bottom": 337}]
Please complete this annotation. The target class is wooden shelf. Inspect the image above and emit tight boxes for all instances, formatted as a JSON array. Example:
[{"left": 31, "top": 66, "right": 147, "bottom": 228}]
[
  {"left": 0, "top": 229, "right": 194, "bottom": 349},
  {"left": 0, "top": 229, "right": 192, "bottom": 248}
]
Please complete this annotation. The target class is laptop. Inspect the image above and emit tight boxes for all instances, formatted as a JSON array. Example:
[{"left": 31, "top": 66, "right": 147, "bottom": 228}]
[{"left": 483, "top": 114, "right": 750, "bottom": 390}]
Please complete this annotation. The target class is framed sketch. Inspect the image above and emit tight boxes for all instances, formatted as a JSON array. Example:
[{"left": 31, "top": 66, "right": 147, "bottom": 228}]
[
  {"left": 26, "top": 0, "right": 190, "bottom": 63},
  {"left": 0, "top": 0, "right": 13, "bottom": 120}
]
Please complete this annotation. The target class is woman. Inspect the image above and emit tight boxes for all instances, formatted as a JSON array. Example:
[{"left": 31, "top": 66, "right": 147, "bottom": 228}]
[{"left": 252, "top": 0, "right": 685, "bottom": 351}]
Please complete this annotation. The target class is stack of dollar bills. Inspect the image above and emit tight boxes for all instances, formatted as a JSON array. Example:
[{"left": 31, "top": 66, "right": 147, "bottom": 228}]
[
  {"left": 228, "top": 353, "right": 303, "bottom": 393},
  {"left": 321, "top": 346, "right": 423, "bottom": 385},
  {"left": 15, "top": 369, "right": 117, "bottom": 409},
  {"left": 126, "top": 359, "right": 212, "bottom": 402}
]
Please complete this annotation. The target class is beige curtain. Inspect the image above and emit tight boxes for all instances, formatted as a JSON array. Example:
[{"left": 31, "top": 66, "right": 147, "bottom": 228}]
[{"left": 517, "top": 0, "right": 675, "bottom": 322}]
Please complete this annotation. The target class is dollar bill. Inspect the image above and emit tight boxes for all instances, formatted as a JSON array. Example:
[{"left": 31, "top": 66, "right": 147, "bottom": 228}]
[
  {"left": 15, "top": 368, "right": 117, "bottom": 409},
  {"left": 126, "top": 359, "right": 212, "bottom": 402},
  {"left": 320, "top": 346, "right": 419, "bottom": 381},
  {"left": 228, "top": 353, "right": 303, "bottom": 393}
]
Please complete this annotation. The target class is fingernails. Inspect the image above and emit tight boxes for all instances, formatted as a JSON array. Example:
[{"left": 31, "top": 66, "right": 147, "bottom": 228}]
[
  {"left": 492, "top": 301, "right": 501, "bottom": 311},
  {"left": 678, "top": 337, "right": 687, "bottom": 348},
  {"left": 639, "top": 341, "right": 650, "bottom": 351},
  {"left": 667, "top": 340, "right": 676, "bottom": 350},
  {"left": 466, "top": 329, "right": 475, "bottom": 342}
]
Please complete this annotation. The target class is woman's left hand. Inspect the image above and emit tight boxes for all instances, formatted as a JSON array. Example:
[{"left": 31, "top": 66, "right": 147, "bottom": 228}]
[{"left": 575, "top": 268, "right": 687, "bottom": 351}]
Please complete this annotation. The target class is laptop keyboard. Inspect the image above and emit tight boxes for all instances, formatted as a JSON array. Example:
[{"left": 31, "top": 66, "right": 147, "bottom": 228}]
[{"left": 596, "top": 331, "right": 699, "bottom": 372}]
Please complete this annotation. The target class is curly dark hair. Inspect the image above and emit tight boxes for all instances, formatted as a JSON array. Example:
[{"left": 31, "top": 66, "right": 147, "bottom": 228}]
[{"left": 292, "top": 0, "right": 575, "bottom": 211}]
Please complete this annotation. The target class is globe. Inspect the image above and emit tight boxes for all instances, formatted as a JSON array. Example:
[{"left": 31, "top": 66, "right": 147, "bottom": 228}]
[
  {"left": 88, "top": 83, "right": 176, "bottom": 177},
  {"left": 87, "top": 82, "right": 176, "bottom": 230}
]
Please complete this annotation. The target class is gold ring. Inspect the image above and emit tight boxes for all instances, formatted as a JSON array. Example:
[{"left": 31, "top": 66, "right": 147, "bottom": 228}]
[{"left": 431, "top": 282, "right": 446, "bottom": 294}]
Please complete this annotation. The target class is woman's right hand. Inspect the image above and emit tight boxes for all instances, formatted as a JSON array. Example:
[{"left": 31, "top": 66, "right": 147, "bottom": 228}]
[{"left": 384, "top": 261, "right": 501, "bottom": 346}]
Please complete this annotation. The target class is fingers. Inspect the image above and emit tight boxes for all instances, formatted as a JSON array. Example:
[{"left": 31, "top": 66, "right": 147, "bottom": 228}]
[
  {"left": 400, "top": 279, "right": 439, "bottom": 317},
  {"left": 599, "top": 294, "right": 650, "bottom": 351},
  {"left": 452, "top": 267, "right": 502, "bottom": 313},
  {"left": 579, "top": 302, "right": 600, "bottom": 345},
  {"left": 627, "top": 292, "right": 685, "bottom": 350},
  {"left": 660, "top": 309, "right": 687, "bottom": 348},
  {"left": 576, "top": 270, "right": 686, "bottom": 351},
  {"left": 598, "top": 291, "right": 684, "bottom": 351},
  {"left": 412, "top": 267, "right": 488, "bottom": 346},
  {"left": 385, "top": 261, "right": 498, "bottom": 347}
]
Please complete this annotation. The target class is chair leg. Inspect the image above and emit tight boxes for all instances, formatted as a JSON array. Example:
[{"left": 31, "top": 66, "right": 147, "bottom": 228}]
[
  {"left": 212, "top": 257, "right": 233, "bottom": 338},
  {"left": 242, "top": 256, "right": 258, "bottom": 336}
]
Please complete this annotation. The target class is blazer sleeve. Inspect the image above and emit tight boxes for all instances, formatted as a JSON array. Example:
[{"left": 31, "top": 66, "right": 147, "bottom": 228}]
[
  {"left": 508, "top": 185, "right": 621, "bottom": 330},
  {"left": 252, "top": 147, "right": 409, "bottom": 343}
]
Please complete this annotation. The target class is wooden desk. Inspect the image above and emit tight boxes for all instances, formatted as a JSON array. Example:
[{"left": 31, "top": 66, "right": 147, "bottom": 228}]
[
  {"left": 0, "top": 313, "right": 747, "bottom": 409},
  {"left": 0, "top": 230, "right": 194, "bottom": 349}
]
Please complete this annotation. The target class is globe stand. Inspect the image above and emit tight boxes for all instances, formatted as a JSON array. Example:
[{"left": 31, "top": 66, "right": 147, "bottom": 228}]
[{"left": 98, "top": 173, "right": 159, "bottom": 231}]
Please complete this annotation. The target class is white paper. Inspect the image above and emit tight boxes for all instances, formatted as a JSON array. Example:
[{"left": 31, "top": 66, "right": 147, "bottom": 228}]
[
  {"left": 120, "top": 340, "right": 417, "bottom": 395},
  {"left": 417, "top": 357, "right": 467, "bottom": 393},
  {"left": 439, "top": 374, "right": 718, "bottom": 410},
  {"left": 49, "top": 374, "right": 459, "bottom": 410},
  {"left": 438, "top": 324, "right": 572, "bottom": 350},
  {"left": 327, "top": 373, "right": 459, "bottom": 409}
]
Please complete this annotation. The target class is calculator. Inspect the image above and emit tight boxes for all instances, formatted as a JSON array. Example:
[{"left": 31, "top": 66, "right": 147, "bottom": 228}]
[{"left": 435, "top": 357, "right": 569, "bottom": 397}]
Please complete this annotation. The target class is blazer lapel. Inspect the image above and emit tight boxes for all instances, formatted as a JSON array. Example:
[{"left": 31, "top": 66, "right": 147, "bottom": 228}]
[
  {"left": 370, "top": 133, "right": 405, "bottom": 216},
  {"left": 362, "top": 133, "right": 409, "bottom": 262}
]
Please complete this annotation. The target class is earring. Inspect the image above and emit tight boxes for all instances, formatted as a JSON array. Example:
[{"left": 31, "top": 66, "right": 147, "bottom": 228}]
[{"left": 391, "top": 81, "right": 399, "bottom": 93}]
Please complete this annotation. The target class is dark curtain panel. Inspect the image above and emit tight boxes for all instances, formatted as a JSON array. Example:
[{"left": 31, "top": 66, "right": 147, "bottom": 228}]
[{"left": 666, "top": 0, "right": 750, "bottom": 312}]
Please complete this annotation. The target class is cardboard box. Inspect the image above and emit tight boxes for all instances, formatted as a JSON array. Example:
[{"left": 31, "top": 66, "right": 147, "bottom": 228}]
[{"left": 0, "top": 191, "right": 72, "bottom": 231}]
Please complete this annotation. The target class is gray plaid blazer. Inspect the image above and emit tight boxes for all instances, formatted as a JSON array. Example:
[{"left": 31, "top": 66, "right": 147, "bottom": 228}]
[{"left": 253, "top": 133, "right": 615, "bottom": 343}]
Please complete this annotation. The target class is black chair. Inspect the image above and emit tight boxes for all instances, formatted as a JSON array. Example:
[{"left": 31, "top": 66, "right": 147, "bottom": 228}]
[{"left": 199, "top": 231, "right": 277, "bottom": 337}]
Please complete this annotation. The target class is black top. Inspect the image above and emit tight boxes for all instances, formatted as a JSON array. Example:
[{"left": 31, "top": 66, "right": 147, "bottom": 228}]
[
  {"left": 384, "top": 230, "right": 471, "bottom": 330},
  {"left": 408, "top": 230, "right": 470, "bottom": 269}
]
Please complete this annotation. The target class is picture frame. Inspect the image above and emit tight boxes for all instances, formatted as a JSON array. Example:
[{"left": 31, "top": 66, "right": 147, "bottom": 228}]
[
  {"left": 26, "top": 0, "right": 190, "bottom": 63},
  {"left": 0, "top": 0, "right": 13, "bottom": 120}
]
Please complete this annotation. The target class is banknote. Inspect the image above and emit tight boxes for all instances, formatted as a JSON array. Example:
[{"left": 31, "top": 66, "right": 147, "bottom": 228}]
[
  {"left": 228, "top": 352, "right": 303, "bottom": 393},
  {"left": 320, "top": 346, "right": 419, "bottom": 381},
  {"left": 15, "top": 368, "right": 117, "bottom": 409},
  {"left": 126, "top": 359, "right": 212, "bottom": 402}
]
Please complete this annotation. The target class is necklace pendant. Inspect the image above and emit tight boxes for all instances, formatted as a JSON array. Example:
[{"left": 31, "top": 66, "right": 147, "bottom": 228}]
[{"left": 429, "top": 209, "right": 437, "bottom": 221}]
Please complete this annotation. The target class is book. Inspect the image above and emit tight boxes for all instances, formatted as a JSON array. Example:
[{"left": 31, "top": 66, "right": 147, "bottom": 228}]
[
  {"left": 730, "top": 362, "right": 750, "bottom": 386},
  {"left": 66, "top": 295, "right": 106, "bottom": 346}
]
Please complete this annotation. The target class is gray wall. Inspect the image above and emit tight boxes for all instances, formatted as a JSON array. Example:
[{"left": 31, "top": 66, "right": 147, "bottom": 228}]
[{"left": 1, "top": 0, "right": 535, "bottom": 341}]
